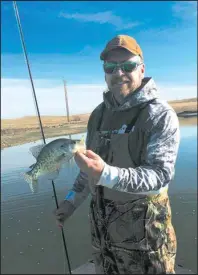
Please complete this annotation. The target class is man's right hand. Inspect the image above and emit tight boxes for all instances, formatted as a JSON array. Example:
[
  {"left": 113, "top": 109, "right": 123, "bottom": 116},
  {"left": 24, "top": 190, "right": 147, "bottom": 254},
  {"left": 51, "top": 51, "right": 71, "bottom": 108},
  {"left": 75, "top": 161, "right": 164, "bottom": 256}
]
[{"left": 53, "top": 200, "right": 76, "bottom": 227}]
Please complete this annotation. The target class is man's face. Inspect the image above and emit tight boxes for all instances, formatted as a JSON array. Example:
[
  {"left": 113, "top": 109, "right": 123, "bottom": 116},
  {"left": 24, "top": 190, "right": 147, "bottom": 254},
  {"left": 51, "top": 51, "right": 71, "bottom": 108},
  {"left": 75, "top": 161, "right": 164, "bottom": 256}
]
[{"left": 104, "top": 48, "right": 145, "bottom": 104}]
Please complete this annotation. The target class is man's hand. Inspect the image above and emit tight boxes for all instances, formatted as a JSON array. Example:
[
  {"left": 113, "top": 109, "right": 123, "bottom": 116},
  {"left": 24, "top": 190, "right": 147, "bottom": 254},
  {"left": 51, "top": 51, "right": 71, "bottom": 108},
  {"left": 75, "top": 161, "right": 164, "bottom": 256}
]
[
  {"left": 53, "top": 200, "right": 76, "bottom": 227},
  {"left": 74, "top": 150, "right": 105, "bottom": 181}
]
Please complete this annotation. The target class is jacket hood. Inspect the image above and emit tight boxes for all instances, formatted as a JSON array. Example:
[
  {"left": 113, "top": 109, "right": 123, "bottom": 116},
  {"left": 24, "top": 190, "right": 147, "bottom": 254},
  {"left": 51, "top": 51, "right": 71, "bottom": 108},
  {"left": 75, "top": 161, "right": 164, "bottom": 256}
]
[{"left": 103, "top": 77, "right": 159, "bottom": 111}]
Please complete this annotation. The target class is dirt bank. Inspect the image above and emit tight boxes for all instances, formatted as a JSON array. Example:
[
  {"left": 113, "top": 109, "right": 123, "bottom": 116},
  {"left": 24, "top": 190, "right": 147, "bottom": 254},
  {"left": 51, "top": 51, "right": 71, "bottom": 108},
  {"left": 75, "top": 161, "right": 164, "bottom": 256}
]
[
  {"left": 1, "top": 98, "right": 197, "bottom": 149},
  {"left": 1, "top": 114, "right": 90, "bottom": 149}
]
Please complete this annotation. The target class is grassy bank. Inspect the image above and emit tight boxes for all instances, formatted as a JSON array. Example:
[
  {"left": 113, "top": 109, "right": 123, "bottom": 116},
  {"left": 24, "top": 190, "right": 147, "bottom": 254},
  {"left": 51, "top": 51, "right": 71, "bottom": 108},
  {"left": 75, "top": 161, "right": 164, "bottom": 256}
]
[
  {"left": 1, "top": 98, "right": 197, "bottom": 149},
  {"left": 168, "top": 97, "right": 197, "bottom": 114}
]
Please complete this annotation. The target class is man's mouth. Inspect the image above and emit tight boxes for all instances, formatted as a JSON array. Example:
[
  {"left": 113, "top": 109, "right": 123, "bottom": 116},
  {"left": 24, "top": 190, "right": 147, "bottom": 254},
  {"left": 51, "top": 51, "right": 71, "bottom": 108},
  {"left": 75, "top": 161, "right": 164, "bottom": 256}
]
[{"left": 113, "top": 81, "right": 128, "bottom": 85}]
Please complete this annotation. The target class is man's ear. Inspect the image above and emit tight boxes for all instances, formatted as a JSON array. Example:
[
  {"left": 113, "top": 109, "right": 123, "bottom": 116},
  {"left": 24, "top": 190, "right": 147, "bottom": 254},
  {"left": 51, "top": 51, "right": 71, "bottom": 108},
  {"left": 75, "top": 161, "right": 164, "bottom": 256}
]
[
  {"left": 140, "top": 63, "right": 145, "bottom": 79},
  {"left": 141, "top": 63, "right": 145, "bottom": 73}
]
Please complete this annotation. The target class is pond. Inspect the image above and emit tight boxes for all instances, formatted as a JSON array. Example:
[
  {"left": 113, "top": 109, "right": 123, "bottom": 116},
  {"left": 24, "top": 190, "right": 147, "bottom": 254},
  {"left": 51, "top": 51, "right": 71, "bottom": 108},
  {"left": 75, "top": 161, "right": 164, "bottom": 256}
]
[{"left": 1, "top": 125, "right": 197, "bottom": 274}]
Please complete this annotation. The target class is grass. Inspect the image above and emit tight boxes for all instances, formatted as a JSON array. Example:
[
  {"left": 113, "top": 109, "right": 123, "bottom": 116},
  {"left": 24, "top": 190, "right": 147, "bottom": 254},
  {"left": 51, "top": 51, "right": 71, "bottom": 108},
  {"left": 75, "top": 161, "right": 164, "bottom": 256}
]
[
  {"left": 1, "top": 98, "right": 197, "bottom": 149},
  {"left": 168, "top": 98, "right": 197, "bottom": 113}
]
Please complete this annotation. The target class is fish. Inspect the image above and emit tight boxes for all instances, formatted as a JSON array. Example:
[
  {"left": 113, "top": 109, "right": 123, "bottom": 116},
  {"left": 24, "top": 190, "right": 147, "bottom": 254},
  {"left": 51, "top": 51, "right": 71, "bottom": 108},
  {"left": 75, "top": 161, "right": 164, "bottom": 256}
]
[{"left": 23, "top": 136, "right": 85, "bottom": 193}]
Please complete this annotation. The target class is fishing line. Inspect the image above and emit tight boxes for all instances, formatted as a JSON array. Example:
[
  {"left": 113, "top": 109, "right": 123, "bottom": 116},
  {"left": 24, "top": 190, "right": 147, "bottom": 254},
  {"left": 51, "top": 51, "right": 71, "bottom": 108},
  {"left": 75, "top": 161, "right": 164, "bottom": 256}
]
[{"left": 12, "top": 2, "right": 72, "bottom": 274}]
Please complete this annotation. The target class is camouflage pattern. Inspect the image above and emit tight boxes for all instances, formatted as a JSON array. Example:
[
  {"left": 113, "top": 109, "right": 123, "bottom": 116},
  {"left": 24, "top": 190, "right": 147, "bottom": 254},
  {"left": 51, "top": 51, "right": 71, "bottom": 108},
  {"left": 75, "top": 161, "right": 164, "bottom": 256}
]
[
  {"left": 90, "top": 190, "right": 177, "bottom": 274},
  {"left": 65, "top": 77, "right": 179, "bottom": 274},
  {"left": 86, "top": 77, "right": 180, "bottom": 194}
]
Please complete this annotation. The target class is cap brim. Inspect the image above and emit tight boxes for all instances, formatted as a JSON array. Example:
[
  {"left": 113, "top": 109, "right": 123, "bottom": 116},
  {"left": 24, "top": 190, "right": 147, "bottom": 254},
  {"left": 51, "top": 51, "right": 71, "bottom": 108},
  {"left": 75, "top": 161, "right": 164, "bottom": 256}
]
[{"left": 100, "top": 45, "right": 141, "bottom": 60}]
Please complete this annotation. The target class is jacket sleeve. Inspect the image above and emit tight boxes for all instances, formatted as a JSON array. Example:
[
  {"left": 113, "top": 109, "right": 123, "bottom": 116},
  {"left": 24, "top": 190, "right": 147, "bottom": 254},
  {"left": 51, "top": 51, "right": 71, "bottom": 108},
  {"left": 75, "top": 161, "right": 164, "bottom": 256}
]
[
  {"left": 64, "top": 104, "right": 103, "bottom": 206},
  {"left": 97, "top": 110, "right": 180, "bottom": 193},
  {"left": 65, "top": 133, "right": 90, "bottom": 208}
]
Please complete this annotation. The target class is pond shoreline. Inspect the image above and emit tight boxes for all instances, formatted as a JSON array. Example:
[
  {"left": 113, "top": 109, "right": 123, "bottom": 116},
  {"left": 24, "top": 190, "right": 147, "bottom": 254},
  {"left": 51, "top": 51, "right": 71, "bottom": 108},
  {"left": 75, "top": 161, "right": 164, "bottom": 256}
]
[
  {"left": 1, "top": 116, "right": 197, "bottom": 150},
  {"left": 1, "top": 97, "right": 197, "bottom": 150},
  {"left": 1, "top": 115, "right": 197, "bottom": 150},
  {"left": 1, "top": 123, "right": 87, "bottom": 149},
  {"left": 177, "top": 111, "right": 198, "bottom": 118}
]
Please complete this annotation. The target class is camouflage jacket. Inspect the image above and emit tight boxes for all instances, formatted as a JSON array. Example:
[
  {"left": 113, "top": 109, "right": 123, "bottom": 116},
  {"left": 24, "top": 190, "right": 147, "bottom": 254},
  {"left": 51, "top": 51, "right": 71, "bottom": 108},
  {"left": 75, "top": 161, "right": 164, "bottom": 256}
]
[{"left": 65, "top": 77, "right": 180, "bottom": 208}]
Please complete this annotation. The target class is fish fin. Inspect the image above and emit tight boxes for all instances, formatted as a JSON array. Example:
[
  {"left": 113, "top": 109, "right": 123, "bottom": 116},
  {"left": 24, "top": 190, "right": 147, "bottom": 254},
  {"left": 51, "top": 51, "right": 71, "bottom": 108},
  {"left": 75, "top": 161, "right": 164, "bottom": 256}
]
[
  {"left": 46, "top": 158, "right": 64, "bottom": 180},
  {"left": 47, "top": 169, "right": 60, "bottom": 180},
  {"left": 56, "top": 153, "right": 74, "bottom": 166},
  {"left": 68, "top": 156, "right": 74, "bottom": 164},
  {"left": 43, "top": 154, "right": 66, "bottom": 181},
  {"left": 74, "top": 135, "right": 85, "bottom": 146},
  {"left": 56, "top": 153, "right": 67, "bottom": 163},
  {"left": 23, "top": 172, "right": 38, "bottom": 193},
  {"left": 29, "top": 180, "right": 39, "bottom": 193},
  {"left": 79, "top": 135, "right": 85, "bottom": 145},
  {"left": 62, "top": 155, "right": 74, "bottom": 168},
  {"left": 46, "top": 154, "right": 73, "bottom": 180},
  {"left": 29, "top": 163, "right": 36, "bottom": 169},
  {"left": 29, "top": 144, "right": 45, "bottom": 159}
]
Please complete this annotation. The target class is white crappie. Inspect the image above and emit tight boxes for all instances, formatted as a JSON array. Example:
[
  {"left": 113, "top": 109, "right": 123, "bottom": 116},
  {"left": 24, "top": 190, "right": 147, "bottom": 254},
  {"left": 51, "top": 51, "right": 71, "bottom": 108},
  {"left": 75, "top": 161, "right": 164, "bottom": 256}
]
[{"left": 23, "top": 137, "right": 85, "bottom": 193}]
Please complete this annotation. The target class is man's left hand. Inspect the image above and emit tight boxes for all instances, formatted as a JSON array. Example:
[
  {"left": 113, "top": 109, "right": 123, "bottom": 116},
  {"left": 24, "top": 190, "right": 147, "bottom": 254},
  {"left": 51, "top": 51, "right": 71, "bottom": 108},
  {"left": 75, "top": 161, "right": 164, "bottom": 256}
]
[{"left": 74, "top": 150, "right": 105, "bottom": 181}]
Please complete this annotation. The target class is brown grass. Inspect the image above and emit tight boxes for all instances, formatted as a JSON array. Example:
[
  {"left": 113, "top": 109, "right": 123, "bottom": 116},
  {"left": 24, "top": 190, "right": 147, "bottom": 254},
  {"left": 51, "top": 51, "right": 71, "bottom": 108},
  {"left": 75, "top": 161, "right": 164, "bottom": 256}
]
[
  {"left": 1, "top": 98, "right": 197, "bottom": 149},
  {"left": 168, "top": 98, "right": 197, "bottom": 113},
  {"left": 1, "top": 113, "right": 90, "bottom": 130}
]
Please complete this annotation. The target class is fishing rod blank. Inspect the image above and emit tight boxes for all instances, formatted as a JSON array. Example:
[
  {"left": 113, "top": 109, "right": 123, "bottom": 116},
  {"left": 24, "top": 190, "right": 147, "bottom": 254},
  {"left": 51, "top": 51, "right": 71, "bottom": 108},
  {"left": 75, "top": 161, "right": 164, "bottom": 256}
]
[{"left": 12, "top": 2, "right": 72, "bottom": 274}]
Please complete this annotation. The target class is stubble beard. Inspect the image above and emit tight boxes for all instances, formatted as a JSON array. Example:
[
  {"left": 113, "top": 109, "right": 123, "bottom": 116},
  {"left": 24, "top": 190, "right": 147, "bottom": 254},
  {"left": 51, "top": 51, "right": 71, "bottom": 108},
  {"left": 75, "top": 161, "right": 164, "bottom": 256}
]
[{"left": 111, "top": 81, "right": 141, "bottom": 104}]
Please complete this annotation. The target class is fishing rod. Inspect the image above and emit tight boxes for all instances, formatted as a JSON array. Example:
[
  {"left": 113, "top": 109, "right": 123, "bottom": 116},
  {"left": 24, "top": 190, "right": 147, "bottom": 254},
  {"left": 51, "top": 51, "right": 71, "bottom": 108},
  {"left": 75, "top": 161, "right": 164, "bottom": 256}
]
[{"left": 12, "top": 2, "right": 72, "bottom": 274}]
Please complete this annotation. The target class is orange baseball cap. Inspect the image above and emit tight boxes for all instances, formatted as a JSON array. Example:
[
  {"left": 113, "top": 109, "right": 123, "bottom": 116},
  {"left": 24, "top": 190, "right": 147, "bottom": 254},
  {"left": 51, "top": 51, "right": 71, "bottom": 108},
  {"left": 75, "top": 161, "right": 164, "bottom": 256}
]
[{"left": 100, "top": 35, "right": 143, "bottom": 60}]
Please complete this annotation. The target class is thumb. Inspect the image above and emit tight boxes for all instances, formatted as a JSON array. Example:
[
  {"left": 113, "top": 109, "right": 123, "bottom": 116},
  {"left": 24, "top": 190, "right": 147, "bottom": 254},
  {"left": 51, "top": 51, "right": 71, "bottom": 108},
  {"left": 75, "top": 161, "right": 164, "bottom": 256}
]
[{"left": 86, "top": 150, "right": 99, "bottom": 160}]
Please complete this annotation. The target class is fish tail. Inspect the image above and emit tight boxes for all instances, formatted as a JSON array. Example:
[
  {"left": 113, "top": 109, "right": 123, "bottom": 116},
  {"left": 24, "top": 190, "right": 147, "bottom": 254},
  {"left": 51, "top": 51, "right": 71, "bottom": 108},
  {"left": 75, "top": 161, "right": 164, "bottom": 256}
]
[{"left": 23, "top": 171, "right": 38, "bottom": 193}]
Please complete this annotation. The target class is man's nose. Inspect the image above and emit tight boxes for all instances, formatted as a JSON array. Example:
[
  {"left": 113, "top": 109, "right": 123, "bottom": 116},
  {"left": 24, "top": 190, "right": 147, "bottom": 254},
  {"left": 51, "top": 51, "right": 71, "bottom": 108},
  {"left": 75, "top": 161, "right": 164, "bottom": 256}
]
[{"left": 114, "top": 67, "right": 124, "bottom": 76}]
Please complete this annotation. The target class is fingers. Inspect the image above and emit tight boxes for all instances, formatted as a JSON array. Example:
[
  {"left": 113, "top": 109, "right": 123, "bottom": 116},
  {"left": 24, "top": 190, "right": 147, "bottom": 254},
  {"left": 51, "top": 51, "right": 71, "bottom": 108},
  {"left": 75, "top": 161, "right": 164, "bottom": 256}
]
[
  {"left": 86, "top": 150, "right": 99, "bottom": 159},
  {"left": 55, "top": 212, "right": 65, "bottom": 227},
  {"left": 54, "top": 207, "right": 64, "bottom": 216},
  {"left": 75, "top": 150, "right": 98, "bottom": 165},
  {"left": 75, "top": 151, "right": 89, "bottom": 161},
  {"left": 55, "top": 212, "right": 64, "bottom": 220},
  {"left": 74, "top": 152, "right": 91, "bottom": 168},
  {"left": 56, "top": 219, "right": 64, "bottom": 228},
  {"left": 53, "top": 208, "right": 65, "bottom": 227},
  {"left": 53, "top": 200, "right": 75, "bottom": 228},
  {"left": 58, "top": 223, "right": 63, "bottom": 228}
]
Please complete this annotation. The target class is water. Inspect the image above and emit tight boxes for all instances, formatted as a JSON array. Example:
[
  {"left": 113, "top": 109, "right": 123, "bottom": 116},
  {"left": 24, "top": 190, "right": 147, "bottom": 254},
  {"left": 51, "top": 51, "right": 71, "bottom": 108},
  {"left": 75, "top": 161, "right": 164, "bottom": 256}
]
[{"left": 1, "top": 127, "right": 197, "bottom": 274}]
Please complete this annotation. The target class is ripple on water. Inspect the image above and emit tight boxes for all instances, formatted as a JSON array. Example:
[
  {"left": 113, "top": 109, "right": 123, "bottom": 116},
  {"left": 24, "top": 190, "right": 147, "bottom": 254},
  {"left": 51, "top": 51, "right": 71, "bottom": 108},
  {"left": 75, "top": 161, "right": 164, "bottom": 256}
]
[{"left": 1, "top": 131, "right": 197, "bottom": 273}]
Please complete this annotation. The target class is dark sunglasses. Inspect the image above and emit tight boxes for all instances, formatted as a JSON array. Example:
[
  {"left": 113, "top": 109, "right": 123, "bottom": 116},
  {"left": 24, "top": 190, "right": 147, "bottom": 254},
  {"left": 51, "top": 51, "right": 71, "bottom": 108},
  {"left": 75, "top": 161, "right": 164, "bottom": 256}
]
[{"left": 103, "top": 61, "right": 142, "bottom": 74}]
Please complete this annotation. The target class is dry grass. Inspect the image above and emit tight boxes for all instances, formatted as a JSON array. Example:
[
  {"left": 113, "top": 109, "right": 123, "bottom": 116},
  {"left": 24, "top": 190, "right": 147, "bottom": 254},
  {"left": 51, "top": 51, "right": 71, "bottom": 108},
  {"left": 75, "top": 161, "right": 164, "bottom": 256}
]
[
  {"left": 168, "top": 98, "right": 197, "bottom": 114},
  {"left": 1, "top": 98, "right": 197, "bottom": 149},
  {"left": 1, "top": 113, "right": 91, "bottom": 149},
  {"left": 1, "top": 113, "right": 90, "bottom": 130}
]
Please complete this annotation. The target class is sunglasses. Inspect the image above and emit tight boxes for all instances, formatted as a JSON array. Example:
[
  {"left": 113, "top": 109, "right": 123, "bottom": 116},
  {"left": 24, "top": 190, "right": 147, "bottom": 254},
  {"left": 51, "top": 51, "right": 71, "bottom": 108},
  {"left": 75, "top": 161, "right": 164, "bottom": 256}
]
[{"left": 103, "top": 61, "right": 142, "bottom": 74}]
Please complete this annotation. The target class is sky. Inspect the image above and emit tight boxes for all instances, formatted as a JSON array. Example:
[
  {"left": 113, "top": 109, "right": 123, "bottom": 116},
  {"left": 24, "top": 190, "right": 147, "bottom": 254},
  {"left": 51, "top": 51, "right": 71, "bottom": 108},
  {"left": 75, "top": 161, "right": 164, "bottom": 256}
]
[{"left": 1, "top": 1, "right": 197, "bottom": 119}]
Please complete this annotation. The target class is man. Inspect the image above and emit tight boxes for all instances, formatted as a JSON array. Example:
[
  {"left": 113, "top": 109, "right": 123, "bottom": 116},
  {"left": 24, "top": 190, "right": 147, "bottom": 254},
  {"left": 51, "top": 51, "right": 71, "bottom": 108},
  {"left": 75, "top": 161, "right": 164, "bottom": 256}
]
[{"left": 54, "top": 35, "right": 180, "bottom": 274}]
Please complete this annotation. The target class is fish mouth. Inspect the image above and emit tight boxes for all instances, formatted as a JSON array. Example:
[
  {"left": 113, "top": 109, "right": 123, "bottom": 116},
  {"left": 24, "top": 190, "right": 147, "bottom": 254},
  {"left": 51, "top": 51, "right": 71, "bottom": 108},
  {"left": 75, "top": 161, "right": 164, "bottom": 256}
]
[
  {"left": 60, "top": 139, "right": 81, "bottom": 149},
  {"left": 71, "top": 139, "right": 81, "bottom": 144}
]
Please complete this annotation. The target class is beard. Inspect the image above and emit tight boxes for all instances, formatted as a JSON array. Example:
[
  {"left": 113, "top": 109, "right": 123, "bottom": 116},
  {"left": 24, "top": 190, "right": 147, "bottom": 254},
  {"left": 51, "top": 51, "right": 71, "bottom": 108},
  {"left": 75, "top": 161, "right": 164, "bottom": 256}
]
[
  {"left": 110, "top": 80, "right": 138, "bottom": 104},
  {"left": 105, "top": 73, "right": 143, "bottom": 104}
]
